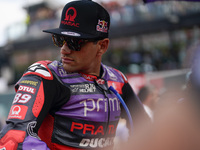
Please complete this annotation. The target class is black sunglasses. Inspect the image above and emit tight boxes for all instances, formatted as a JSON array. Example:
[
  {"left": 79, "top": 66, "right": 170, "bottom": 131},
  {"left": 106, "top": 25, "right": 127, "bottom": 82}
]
[{"left": 52, "top": 34, "right": 100, "bottom": 51}]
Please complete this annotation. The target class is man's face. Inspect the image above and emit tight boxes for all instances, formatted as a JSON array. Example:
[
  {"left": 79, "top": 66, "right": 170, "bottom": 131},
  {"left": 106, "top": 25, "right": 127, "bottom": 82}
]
[{"left": 60, "top": 41, "right": 100, "bottom": 75}]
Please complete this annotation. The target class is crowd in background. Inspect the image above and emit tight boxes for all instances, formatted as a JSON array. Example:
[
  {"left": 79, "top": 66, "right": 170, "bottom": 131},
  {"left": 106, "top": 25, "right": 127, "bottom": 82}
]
[{"left": 0, "top": 0, "right": 199, "bottom": 84}]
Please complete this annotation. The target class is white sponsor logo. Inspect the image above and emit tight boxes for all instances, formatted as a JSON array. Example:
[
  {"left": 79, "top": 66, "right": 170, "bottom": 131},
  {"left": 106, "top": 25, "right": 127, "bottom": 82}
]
[
  {"left": 61, "top": 31, "right": 80, "bottom": 36},
  {"left": 79, "top": 137, "right": 114, "bottom": 148},
  {"left": 70, "top": 84, "right": 96, "bottom": 93},
  {"left": 80, "top": 98, "right": 120, "bottom": 116},
  {"left": 18, "top": 85, "right": 36, "bottom": 94}
]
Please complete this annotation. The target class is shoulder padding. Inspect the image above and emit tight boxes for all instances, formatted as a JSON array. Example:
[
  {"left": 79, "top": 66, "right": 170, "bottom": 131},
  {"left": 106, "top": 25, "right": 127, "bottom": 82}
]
[
  {"left": 113, "top": 68, "right": 128, "bottom": 83},
  {"left": 23, "top": 60, "right": 53, "bottom": 80}
]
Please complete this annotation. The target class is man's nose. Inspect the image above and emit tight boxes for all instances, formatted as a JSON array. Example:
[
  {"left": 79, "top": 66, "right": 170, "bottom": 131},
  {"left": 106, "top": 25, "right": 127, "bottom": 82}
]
[{"left": 61, "top": 42, "right": 72, "bottom": 54}]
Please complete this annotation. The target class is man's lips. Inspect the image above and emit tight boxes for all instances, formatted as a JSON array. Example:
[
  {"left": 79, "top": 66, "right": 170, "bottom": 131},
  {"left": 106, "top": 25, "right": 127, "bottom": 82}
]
[{"left": 61, "top": 56, "right": 74, "bottom": 63}]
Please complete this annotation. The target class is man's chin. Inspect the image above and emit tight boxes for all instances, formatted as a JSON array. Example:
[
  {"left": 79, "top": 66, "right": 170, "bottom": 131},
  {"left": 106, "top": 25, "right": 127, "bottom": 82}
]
[{"left": 62, "top": 64, "right": 78, "bottom": 73}]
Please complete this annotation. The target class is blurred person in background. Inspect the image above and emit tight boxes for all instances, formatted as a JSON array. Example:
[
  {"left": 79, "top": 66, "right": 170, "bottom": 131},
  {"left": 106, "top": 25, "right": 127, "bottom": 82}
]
[
  {"left": 0, "top": 106, "right": 5, "bottom": 131},
  {"left": 117, "top": 47, "right": 200, "bottom": 150},
  {"left": 116, "top": 79, "right": 200, "bottom": 150},
  {"left": 138, "top": 85, "right": 159, "bottom": 121},
  {"left": 0, "top": 0, "right": 149, "bottom": 150},
  {"left": 123, "top": 88, "right": 200, "bottom": 150}
]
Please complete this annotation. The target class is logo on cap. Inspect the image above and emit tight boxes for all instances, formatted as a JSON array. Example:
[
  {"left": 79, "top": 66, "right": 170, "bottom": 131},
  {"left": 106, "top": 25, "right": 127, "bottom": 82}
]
[
  {"left": 61, "top": 7, "right": 79, "bottom": 27},
  {"left": 96, "top": 20, "right": 108, "bottom": 33},
  {"left": 61, "top": 31, "right": 80, "bottom": 37},
  {"left": 65, "top": 7, "right": 77, "bottom": 22}
]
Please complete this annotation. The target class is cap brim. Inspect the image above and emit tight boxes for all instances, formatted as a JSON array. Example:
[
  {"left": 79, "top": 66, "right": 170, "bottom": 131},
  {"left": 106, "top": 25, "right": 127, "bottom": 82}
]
[{"left": 43, "top": 28, "right": 99, "bottom": 39}]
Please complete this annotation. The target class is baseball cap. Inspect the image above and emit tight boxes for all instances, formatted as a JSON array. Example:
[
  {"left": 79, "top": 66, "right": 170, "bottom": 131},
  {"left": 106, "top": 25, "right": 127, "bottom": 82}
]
[{"left": 43, "top": 0, "right": 110, "bottom": 39}]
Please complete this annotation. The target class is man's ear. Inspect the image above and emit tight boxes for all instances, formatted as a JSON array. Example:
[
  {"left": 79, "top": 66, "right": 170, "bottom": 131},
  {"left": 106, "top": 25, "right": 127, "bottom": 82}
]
[{"left": 97, "top": 38, "right": 109, "bottom": 56}]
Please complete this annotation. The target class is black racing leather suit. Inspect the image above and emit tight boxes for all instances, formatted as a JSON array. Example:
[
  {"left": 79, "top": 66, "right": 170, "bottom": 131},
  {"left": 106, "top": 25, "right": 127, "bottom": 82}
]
[{"left": 0, "top": 60, "right": 148, "bottom": 150}]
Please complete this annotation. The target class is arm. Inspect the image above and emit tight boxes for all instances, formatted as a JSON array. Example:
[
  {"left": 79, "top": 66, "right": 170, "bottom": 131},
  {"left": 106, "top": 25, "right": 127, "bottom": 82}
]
[
  {"left": 0, "top": 75, "right": 52, "bottom": 149},
  {"left": 0, "top": 61, "right": 70, "bottom": 150},
  {"left": 120, "top": 82, "right": 151, "bottom": 130}
]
